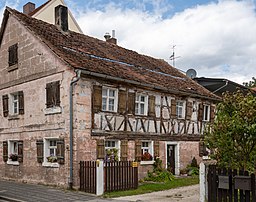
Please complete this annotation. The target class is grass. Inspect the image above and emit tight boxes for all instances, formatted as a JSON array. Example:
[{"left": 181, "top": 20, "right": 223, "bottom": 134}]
[{"left": 103, "top": 176, "right": 199, "bottom": 198}]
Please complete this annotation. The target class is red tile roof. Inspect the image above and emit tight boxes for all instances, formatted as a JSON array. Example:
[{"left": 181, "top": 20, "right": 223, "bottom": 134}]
[{"left": 3, "top": 7, "right": 219, "bottom": 100}]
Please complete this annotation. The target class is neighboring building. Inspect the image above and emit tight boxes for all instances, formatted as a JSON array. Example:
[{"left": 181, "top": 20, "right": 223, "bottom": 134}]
[
  {"left": 0, "top": 6, "right": 219, "bottom": 188},
  {"left": 194, "top": 77, "right": 255, "bottom": 97},
  {"left": 23, "top": 0, "right": 83, "bottom": 33}
]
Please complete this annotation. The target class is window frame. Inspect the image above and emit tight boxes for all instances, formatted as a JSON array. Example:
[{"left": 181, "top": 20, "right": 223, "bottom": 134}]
[
  {"left": 176, "top": 100, "right": 185, "bottom": 119},
  {"left": 135, "top": 93, "right": 148, "bottom": 116},
  {"left": 105, "top": 140, "right": 120, "bottom": 162},
  {"left": 46, "top": 81, "right": 61, "bottom": 109},
  {"left": 7, "top": 140, "right": 19, "bottom": 165},
  {"left": 141, "top": 140, "right": 154, "bottom": 163},
  {"left": 203, "top": 104, "right": 210, "bottom": 122},
  {"left": 10, "top": 93, "right": 19, "bottom": 115},
  {"left": 42, "top": 138, "right": 60, "bottom": 167},
  {"left": 102, "top": 87, "right": 118, "bottom": 112}
]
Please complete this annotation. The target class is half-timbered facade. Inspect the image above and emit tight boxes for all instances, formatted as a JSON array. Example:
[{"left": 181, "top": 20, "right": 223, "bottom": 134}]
[{"left": 0, "top": 6, "right": 219, "bottom": 188}]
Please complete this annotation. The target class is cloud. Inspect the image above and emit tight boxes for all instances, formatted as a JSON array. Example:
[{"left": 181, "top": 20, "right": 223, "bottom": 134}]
[{"left": 76, "top": 0, "right": 256, "bottom": 84}]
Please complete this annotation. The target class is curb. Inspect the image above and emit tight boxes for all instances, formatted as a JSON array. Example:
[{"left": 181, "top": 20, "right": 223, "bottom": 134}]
[{"left": 0, "top": 196, "right": 26, "bottom": 202}]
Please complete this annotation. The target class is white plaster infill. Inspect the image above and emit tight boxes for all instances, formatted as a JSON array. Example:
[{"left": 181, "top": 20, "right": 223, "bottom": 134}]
[
  {"left": 42, "top": 162, "right": 59, "bottom": 168},
  {"left": 140, "top": 160, "right": 154, "bottom": 165},
  {"left": 44, "top": 106, "right": 62, "bottom": 115},
  {"left": 7, "top": 160, "right": 19, "bottom": 166}
]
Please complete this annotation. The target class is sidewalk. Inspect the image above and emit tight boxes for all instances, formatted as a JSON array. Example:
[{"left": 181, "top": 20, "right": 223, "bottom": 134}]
[
  {"left": 0, "top": 180, "right": 123, "bottom": 202},
  {"left": 115, "top": 184, "right": 199, "bottom": 202}
]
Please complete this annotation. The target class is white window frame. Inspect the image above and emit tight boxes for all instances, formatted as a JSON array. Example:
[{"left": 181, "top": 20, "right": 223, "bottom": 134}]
[
  {"left": 102, "top": 87, "right": 118, "bottom": 112},
  {"left": 135, "top": 93, "right": 148, "bottom": 116},
  {"left": 141, "top": 140, "right": 154, "bottom": 164},
  {"left": 176, "top": 101, "right": 185, "bottom": 119},
  {"left": 7, "top": 140, "right": 19, "bottom": 165},
  {"left": 10, "top": 93, "right": 19, "bottom": 115},
  {"left": 42, "top": 138, "right": 60, "bottom": 168},
  {"left": 105, "top": 140, "right": 120, "bottom": 161},
  {"left": 203, "top": 104, "right": 210, "bottom": 121}
]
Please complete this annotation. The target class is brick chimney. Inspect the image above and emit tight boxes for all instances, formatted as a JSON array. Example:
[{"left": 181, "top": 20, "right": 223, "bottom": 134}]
[
  {"left": 55, "top": 5, "right": 68, "bottom": 32},
  {"left": 23, "top": 2, "right": 35, "bottom": 15},
  {"left": 104, "top": 30, "right": 117, "bottom": 45}
]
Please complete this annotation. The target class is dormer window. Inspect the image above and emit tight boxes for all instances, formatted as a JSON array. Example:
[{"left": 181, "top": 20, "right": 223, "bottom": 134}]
[{"left": 8, "top": 43, "right": 18, "bottom": 67}]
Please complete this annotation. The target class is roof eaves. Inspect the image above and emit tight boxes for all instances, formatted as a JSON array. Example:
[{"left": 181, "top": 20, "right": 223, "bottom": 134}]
[{"left": 0, "top": 8, "right": 10, "bottom": 47}]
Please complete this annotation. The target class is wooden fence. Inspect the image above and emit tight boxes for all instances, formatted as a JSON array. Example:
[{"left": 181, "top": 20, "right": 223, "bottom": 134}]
[
  {"left": 80, "top": 161, "right": 138, "bottom": 194},
  {"left": 208, "top": 165, "right": 256, "bottom": 202},
  {"left": 80, "top": 161, "right": 97, "bottom": 194},
  {"left": 104, "top": 161, "right": 138, "bottom": 192}
]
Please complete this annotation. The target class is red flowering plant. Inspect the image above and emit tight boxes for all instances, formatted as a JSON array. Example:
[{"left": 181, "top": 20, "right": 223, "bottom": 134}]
[{"left": 141, "top": 152, "right": 153, "bottom": 161}]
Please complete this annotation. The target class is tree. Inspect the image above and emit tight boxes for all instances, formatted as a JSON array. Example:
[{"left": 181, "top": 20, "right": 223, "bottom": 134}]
[
  {"left": 243, "top": 77, "right": 256, "bottom": 88},
  {"left": 204, "top": 91, "right": 256, "bottom": 171}
]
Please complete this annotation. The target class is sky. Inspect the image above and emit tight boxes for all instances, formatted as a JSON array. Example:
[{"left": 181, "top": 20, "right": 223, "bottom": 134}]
[{"left": 0, "top": 0, "right": 256, "bottom": 84}]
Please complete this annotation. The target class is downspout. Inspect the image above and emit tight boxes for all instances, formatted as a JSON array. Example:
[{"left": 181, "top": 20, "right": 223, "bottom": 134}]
[{"left": 69, "top": 69, "right": 81, "bottom": 189}]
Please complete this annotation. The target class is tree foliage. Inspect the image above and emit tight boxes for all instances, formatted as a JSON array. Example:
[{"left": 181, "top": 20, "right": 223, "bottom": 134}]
[
  {"left": 205, "top": 91, "right": 256, "bottom": 171},
  {"left": 243, "top": 77, "right": 256, "bottom": 88}
]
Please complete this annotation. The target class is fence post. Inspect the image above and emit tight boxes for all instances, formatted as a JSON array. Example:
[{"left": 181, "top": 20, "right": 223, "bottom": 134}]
[
  {"left": 96, "top": 159, "right": 104, "bottom": 196},
  {"left": 200, "top": 162, "right": 206, "bottom": 202}
]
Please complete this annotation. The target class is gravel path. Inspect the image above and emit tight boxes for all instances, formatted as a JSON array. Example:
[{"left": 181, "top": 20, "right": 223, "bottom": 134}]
[{"left": 115, "top": 184, "right": 199, "bottom": 202}]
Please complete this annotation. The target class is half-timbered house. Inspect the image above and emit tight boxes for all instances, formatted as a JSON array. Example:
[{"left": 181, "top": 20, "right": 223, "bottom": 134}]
[{"left": 0, "top": 5, "right": 219, "bottom": 188}]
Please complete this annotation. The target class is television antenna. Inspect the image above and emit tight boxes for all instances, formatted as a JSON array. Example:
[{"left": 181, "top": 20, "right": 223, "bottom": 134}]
[{"left": 169, "top": 45, "right": 181, "bottom": 67}]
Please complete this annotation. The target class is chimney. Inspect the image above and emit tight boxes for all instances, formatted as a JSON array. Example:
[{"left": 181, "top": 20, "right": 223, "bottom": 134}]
[
  {"left": 55, "top": 5, "right": 69, "bottom": 32},
  {"left": 23, "top": 2, "right": 35, "bottom": 15},
  {"left": 104, "top": 30, "right": 117, "bottom": 44}
]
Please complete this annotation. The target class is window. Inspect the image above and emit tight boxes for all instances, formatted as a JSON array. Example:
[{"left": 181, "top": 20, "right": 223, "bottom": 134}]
[
  {"left": 141, "top": 141, "right": 153, "bottom": 161},
  {"left": 135, "top": 94, "right": 148, "bottom": 115},
  {"left": 8, "top": 43, "right": 18, "bottom": 67},
  {"left": 102, "top": 88, "right": 118, "bottom": 112},
  {"left": 203, "top": 104, "right": 210, "bottom": 121},
  {"left": 176, "top": 101, "right": 185, "bottom": 119},
  {"left": 37, "top": 138, "right": 65, "bottom": 167},
  {"left": 105, "top": 140, "right": 120, "bottom": 162},
  {"left": 2, "top": 140, "right": 23, "bottom": 165},
  {"left": 2, "top": 91, "right": 24, "bottom": 117},
  {"left": 46, "top": 81, "right": 60, "bottom": 108}
]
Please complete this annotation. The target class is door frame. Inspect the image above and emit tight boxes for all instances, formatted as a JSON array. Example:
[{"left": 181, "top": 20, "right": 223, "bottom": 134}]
[{"left": 165, "top": 142, "right": 180, "bottom": 175}]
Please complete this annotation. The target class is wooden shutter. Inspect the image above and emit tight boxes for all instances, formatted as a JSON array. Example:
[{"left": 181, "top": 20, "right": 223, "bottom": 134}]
[
  {"left": 171, "top": 98, "right": 176, "bottom": 117},
  {"left": 93, "top": 85, "right": 102, "bottom": 112},
  {"left": 148, "top": 95, "right": 156, "bottom": 117},
  {"left": 97, "top": 139, "right": 105, "bottom": 159},
  {"left": 120, "top": 140, "right": 128, "bottom": 161},
  {"left": 199, "top": 141, "right": 208, "bottom": 157},
  {"left": 8, "top": 43, "right": 18, "bottom": 66},
  {"left": 154, "top": 141, "right": 160, "bottom": 159},
  {"left": 2, "top": 94, "right": 9, "bottom": 117},
  {"left": 18, "top": 140, "right": 23, "bottom": 163},
  {"left": 186, "top": 101, "right": 193, "bottom": 120},
  {"left": 198, "top": 103, "right": 203, "bottom": 122},
  {"left": 56, "top": 139, "right": 65, "bottom": 164},
  {"left": 3, "top": 141, "right": 8, "bottom": 162},
  {"left": 210, "top": 105, "right": 215, "bottom": 123},
  {"left": 46, "top": 83, "right": 52, "bottom": 108},
  {"left": 18, "top": 91, "right": 24, "bottom": 115},
  {"left": 135, "top": 140, "right": 142, "bottom": 162},
  {"left": 36, "top": 140, "right": 44, "bottom": 163},
  {"left": 118, "top": 90, "right": 127, "bottom": 114},
  {"left": 127, "top": 92, "right": 135, "bottom": 114},
  {"left": 55, "top": 81, "right": 61, "bottom": 107}
]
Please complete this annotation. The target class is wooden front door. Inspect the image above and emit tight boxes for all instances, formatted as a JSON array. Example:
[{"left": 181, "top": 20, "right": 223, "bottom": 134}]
[{"left": 167, "top": 145, "right": 175, "bottom": 174}]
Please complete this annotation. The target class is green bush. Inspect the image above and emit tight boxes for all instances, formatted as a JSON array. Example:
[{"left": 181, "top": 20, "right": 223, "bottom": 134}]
[{"left": 144, "top": 158, "right": 174, "bottom": 182}]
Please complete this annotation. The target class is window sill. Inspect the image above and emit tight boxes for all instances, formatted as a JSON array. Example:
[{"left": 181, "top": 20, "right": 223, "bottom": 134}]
[
  {"left": 7, "top": 160, "right": 19, "bottom": 166},
  {"left": 8, "top": 114, "right": 20, "bottom": 120},
  {"left": 7, "top": 64, "right": 18, "bottom": 72},
  {"left": 42, "top": 162, "right": 59, "bottom": 168},
  {"left": 44, "top": 106, "right": 62, "bottom": 115},
  {"left": 140, "top": 160, "right": 155, "bottom": 165}
]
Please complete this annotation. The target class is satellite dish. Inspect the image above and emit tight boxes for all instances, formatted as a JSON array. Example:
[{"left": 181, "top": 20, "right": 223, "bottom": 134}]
[{"left": 186, "top": 69, "right": 197, "bottom": 79}]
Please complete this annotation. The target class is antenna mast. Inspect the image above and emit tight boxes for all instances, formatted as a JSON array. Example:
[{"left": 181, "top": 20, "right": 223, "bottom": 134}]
[{"left": 169, "top": 45, "right": 181, "bottom": 67}]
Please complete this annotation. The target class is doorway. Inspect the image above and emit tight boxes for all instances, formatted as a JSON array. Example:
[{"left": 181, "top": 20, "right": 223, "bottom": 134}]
[{"left": 167, "top": 144, "right": 175, "bottom": 174}]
